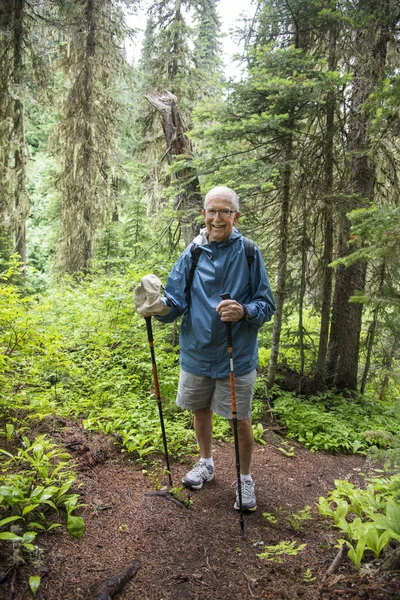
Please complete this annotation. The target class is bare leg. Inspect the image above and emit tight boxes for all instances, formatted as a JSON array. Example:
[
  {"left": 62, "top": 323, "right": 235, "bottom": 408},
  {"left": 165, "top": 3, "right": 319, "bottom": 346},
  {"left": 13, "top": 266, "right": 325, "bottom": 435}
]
[
  {"left": 194, "top": 408, "right": 213, "bottom": 458},
  {"left": 229, "top": 417, "right": 253, "bottom": 475}
]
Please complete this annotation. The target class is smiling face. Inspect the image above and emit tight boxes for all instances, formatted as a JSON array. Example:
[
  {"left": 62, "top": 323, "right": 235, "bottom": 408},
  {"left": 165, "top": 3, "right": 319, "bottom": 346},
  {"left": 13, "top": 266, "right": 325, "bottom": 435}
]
[{"left": 202, "top": 189, "right": 240, "bottom": 243}]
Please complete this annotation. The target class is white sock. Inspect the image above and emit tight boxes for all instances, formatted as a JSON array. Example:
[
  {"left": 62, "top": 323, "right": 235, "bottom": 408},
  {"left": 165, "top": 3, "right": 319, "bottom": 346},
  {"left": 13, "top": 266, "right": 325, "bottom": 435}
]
[
  {"left": 201, "top": 457, "right": 214, "bottom": 468},
  {"left": 240, "top": 473, "right": 252, "bottom": 482}
]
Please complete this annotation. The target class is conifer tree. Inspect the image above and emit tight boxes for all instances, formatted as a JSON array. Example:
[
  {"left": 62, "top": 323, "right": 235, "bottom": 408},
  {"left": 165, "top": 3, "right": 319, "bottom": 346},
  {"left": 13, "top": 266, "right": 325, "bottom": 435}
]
[
  {"left": 0, "top": 0, "right": 29, "bottom": 263},
  {"left": 136, "top": 0, "right": 223, "bottom": 246},
  {"left": 55, "top": 0, "right": 131, "bottom": 274},
  {"left": 327, "top": 0, "right": 397, "bottom": 390}
]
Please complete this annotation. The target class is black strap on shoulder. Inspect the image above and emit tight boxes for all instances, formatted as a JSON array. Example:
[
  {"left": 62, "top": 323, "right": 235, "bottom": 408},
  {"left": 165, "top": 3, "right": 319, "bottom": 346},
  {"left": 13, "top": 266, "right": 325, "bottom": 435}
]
[
  {"left": 184, "top": 237, "right": 255, "bottom": 297},
  {"left": 243, "top": 237, "right": 254, "bottom": 269},
  {"left": 184, "top": 243, "right": 202, "bottom": 295}
]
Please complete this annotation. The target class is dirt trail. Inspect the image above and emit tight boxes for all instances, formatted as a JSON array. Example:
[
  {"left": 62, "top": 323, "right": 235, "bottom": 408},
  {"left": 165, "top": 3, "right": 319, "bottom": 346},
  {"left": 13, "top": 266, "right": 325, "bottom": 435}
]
[{"left": 5, "top": 422, "right": 400, "bottom": 599}]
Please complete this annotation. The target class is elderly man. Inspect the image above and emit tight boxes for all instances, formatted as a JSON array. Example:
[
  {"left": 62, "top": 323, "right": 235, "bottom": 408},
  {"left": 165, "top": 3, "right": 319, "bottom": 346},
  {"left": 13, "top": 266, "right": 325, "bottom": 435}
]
[{"left": 135, "top": 186, "right": 274, "bottom": 512}]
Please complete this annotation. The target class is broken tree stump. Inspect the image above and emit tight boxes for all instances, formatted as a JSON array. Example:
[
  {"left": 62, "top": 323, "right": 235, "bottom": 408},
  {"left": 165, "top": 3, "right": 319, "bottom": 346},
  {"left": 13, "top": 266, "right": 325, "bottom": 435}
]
[{"left": 145, "top": 90, "right": 203, "bottom": 245}]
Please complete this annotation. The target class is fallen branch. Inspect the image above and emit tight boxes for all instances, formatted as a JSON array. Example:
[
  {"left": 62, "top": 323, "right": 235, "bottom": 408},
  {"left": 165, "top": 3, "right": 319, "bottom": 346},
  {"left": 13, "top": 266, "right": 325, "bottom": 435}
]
[
  {"left": 95, "top": 561, "right": 140, "bottom": 600},
  {"left": 144, "top": 490, "right": 187, "bottom": 509},
  {"left": 244, "top": 573, "right": 257, "bottom": 598},
  {"left": 323, "top": 546, "right": 347, "bottom": 580},
  {"left": 8, "top": 566, "right": 17, "bottom": 600},
  {"left": 204, "top": 547, "right": 218, "bottom": 588},
  {"left": 379, "top": 547, "right": 400, "bottom": 572}
]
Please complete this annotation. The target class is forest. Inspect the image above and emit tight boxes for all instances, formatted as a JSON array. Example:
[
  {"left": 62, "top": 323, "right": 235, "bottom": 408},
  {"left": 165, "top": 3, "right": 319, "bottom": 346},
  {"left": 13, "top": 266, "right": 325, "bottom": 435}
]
[{"left": 0, "top": 0, "right": 400, "bottom": 598}]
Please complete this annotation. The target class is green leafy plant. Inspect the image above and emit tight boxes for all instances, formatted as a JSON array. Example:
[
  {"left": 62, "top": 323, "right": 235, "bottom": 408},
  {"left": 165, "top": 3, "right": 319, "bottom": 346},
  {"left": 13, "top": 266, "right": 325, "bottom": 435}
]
[
  {"left": 252, "top": 422, "right": 267, "bottom": 445},
  {"left": 169, "top": 486, "right": 194, "bottom": 508},
  {"left": 262, "top": 505, "right": 312, "bottom": 532},
  {"left": 285, "top": 506, "right": 312, "bottom": 532},
  {"left": 270, "top": 389, "right": 400, "bottom": 454},
  {"left": 318, "top": 475, "right": 400, "bottom": 568},
  {"left": 257, "top": 540, "right": 307, "bottom": 563},
  {"left": 278, "top": 445, "right": 295, "bottom": 458},
  {"left": 262, "top": 511, "right": 278, "bottom": 525},
  {"left": 303, "top": 568, "right": 316, "bottom": 583},
  {"left": 0, "top": 435, "right": 84, "bottom": 539},
  {"left": 29, "top": 575, "right": 41, "bottom": 596}
]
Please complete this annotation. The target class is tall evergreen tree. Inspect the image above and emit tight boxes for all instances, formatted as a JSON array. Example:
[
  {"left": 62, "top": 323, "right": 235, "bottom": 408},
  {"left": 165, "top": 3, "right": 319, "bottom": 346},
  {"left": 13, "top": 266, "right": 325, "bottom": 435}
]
[
  {"left": 136, "top": 0, "right": 223, "bottom": 246},
  {"left": 0, "top": 0, "right": 31, "bottom": 264},
  {"left": 55, "top": 0, "right": 130, "bottom": 274},
  {"left": 327, "top": 0, "right": 396, "bottom": 390}
]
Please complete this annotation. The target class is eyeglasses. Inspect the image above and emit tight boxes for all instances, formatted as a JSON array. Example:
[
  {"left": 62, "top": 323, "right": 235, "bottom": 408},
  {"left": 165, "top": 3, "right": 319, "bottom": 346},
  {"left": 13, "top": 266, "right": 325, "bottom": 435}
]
[{"left": 204, "top": 209, "right": 236, "bottom": 218}]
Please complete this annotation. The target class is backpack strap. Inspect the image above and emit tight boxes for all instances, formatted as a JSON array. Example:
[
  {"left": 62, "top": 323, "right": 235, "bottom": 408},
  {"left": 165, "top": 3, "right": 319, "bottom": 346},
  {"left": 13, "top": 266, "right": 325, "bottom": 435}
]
[
  {"left": 184, "top": 243, "right": 202, "bottom": 296},
  {"left": 184, "top": 237, "right": 255, "bottom": 298},
  {"left": 243, "top": 237, "right": 254, "bottom": 269}
]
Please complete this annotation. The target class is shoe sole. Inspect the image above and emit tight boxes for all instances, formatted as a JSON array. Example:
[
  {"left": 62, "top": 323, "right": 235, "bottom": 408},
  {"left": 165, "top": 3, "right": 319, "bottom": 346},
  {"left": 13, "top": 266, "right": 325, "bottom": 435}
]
[
  {"left": 182, "top": 476, "right": 214, "bottom": 490},
  {"left": 234, "top": 501, "right": 257, "bottom": 513}
]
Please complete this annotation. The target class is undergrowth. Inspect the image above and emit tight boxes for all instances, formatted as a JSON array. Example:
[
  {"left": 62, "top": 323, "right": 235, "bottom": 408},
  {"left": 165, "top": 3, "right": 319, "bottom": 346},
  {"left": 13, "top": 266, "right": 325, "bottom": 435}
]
[
  {"left": 270, "top": 388, "right": 400, "bottom": 455},
  {"left": 2, "top": 261, "right": 400, "bottom": 577},
  {"left": 319, "top": 473, "right": 400, "bottom": 568}
]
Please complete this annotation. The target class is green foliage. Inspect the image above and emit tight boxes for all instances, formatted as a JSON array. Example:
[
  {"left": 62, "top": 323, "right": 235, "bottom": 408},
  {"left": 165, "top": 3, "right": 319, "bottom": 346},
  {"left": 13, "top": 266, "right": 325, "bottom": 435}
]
[
  {"left": 29, "top": 575, "right": 41, "bottom": 595},
  {"left": 0, "top": 267, "right": 200, "bottom": 465},
  {"left": 271, "top": 388, "right": 400, "bottom": 453},
  {"left": 262, "top": 505, "right": 312, "bottom": 533},
  {"left": 252, "top": 423, "right": 267, "bottom": 445},
  {"left": 318, "top": 474, "right": 400, "bottom": 567},
  {"left": 303, "top": 568, "right": 316, "bottom": 583},
  {"left": 0, "top": 434, "right": 84, "bottom": 544},
  {"left": 257, "top": 540, "right": 307, "bottom": 563}
]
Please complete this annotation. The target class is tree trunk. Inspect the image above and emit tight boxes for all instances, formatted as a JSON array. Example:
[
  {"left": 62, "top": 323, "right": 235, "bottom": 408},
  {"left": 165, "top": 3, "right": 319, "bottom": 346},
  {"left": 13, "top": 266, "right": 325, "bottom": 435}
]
[
  {"left": 267, "top": 126, "right": 292, "bottom": 388},
  {"left": 378, "top": 334, "right": 398, "bottom": 401},
  {"left": 145, "top": 90, "right": 203, "bottom": 246},
  {"left": 360, "top": 263, "right": 385, "bottom": 394},
  {"left": 298, "top": 207, "right": 307, "bottom": 377},
  {"left": 314, "top": 23, "right": 337, "bottom": 386},
  {"left": 12, "top": 0, "right": 28, "bottom": 264},
  {"left": 0, "top": 3, "right": 13, "bottom": 252},
  {"left": 327, "top": 0, "right": 391, "bottom": 390}
]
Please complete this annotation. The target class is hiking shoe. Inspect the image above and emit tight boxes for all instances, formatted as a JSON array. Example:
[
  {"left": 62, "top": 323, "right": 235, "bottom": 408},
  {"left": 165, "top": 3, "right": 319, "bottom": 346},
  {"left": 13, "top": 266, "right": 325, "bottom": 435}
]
[
  {"left": 182, "top": 461, "right": 214, "bottom": 490},
  {"left": 234, "top": 479, "right": 257, "bottom": 512}
]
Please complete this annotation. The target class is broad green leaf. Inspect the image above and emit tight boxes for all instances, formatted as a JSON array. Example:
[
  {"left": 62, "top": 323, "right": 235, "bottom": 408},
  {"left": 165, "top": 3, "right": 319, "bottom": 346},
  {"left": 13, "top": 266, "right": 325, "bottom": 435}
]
[
  {"left": 23, "top": 532, "right": 37, "bottom": 543},
  {"left": 0, "top": 515, "right": 23, "bottom": 527},
  {"left": 29, "top": 522, "right": 46, "bottom": 531},
  {"left": 22, "top": 504, "right": 39, "bottom": 516},
  {"left": 0, "top": 532, "right": 23, "bottom": 541},
  {"left": 0, "top": 449, "right": 14, "bottom": 458},
  {"left": 386, "top": 502, "right": 400, "bottom": 534},
  {"left": 24, "top": 543, "right": 36, "bottom": 551},
  {"left": 29, "top": 576, "right": 41, "bottom": 595},
  {"left": 67, "top": 515, "right": 85, "bottom": 538}
]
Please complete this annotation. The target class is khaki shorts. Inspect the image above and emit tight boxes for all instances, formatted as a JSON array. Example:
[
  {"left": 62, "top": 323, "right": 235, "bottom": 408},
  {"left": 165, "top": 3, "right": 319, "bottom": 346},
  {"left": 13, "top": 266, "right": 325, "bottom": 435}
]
[{"left": 176, "top": 369, "right": 257, "bottom": 420}]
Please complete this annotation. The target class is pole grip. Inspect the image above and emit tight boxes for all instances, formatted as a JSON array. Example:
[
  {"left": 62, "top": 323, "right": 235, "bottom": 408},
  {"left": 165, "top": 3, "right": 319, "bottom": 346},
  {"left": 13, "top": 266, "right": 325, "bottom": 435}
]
[{"left": 220, "top": 293, "right": 232, "bottom": 346}]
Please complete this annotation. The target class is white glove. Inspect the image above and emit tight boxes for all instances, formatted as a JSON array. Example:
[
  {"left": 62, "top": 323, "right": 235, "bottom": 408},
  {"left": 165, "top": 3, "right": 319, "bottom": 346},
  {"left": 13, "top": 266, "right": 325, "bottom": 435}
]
[{"left": 134, "top": 274, "right": 171, "bottom": 317}]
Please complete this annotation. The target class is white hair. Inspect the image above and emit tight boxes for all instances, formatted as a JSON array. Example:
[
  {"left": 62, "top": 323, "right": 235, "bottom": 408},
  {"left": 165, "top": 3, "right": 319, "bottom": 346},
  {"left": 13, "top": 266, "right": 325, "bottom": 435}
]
[{"left": 204, "top": 186, "right": 240, "bottom": 211}]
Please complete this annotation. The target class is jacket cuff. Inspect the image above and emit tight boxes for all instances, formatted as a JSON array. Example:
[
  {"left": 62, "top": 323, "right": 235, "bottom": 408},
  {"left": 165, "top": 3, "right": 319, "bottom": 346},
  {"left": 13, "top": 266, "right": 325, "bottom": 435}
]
[{"left": 239, "top": 303, "right": 249, "bottom": 321}]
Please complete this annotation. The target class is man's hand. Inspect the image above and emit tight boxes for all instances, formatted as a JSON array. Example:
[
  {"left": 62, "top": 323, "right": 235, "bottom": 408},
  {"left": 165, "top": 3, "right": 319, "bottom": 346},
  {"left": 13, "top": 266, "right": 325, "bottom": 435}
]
[
  {"left": 134, "top": 274, "right": 170, "bottom": 317},
  {"left": 216, "top": 299, "right": 246, "bottom": 322}
]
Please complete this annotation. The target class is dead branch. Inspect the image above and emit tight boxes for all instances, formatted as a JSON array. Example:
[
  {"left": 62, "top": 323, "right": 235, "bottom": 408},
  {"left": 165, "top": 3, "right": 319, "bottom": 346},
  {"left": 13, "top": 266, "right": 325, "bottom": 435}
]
[
  {"left": 144, "top": 89, "right": 203, "bottom": 245},
  {"left": 144, "top": 490, "right": 187, "bottom": 509},
  {"left": 204, "top": 547, "right": 218, "bottom": 588},
  {"left": 379, "top": 547, "right": 400, "bottom": 572},
  {"left": 8, "top": 566, "right": 17, "bottom": 600},
  {"left": 95, "top": 561, "right": 140, "bottom": 600},
  {"left": 323, "top": 545, "right": 347, "bottom": 580}
]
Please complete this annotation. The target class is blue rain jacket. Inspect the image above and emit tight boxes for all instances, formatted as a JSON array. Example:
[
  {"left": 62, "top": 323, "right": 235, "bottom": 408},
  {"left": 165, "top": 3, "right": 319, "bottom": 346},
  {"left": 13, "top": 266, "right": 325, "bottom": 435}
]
[{"left": 156, "top": 228, "right": 275, "bottom": 378}]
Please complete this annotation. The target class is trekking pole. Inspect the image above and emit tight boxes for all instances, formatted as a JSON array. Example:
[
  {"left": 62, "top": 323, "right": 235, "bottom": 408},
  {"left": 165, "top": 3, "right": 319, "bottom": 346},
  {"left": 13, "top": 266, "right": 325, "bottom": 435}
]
[
  {"left": 220, "top": 293, "right": 245, "bottom": 536},
  {"left": 144, "top": 316, "right": 173, "bottom": 486}
]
